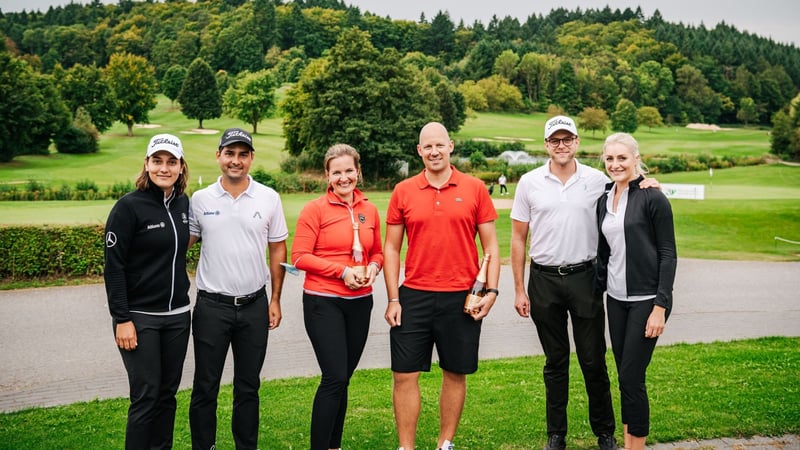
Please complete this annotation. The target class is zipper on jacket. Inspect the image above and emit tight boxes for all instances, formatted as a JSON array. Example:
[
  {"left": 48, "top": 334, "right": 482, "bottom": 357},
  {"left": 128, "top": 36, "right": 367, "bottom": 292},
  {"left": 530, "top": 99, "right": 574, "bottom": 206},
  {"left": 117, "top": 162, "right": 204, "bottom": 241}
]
[{"left": 163, "top": 193, "right": 178, "bottom": 311}]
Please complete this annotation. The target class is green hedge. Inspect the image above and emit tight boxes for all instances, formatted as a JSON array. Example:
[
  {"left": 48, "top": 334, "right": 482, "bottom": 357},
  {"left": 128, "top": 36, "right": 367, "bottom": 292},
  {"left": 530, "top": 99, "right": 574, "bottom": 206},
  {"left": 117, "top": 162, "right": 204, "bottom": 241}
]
[
  {"left": 0, "top": 225, "right": 201, "bottom": 282},
  {"left": 0, "top": 180, "right": 135, "bottom": 201}
]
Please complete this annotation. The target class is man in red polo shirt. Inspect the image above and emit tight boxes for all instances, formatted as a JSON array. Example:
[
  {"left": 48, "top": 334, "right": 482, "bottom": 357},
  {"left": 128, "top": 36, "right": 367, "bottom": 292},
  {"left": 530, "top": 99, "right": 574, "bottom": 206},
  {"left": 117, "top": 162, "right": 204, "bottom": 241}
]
[{"left": 383, "top": 122, "right": 500, "bottom": 450}]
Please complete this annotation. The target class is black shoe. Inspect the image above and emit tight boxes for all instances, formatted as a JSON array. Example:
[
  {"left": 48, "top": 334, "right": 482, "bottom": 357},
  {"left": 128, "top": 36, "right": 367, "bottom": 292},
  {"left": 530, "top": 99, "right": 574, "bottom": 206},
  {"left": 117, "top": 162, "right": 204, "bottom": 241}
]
[
  {"left": 544, "top": 434, "right": 566, "bottom": 450},
  {"left": 598, "top": 434, "right": 618, "bottom": 450}
]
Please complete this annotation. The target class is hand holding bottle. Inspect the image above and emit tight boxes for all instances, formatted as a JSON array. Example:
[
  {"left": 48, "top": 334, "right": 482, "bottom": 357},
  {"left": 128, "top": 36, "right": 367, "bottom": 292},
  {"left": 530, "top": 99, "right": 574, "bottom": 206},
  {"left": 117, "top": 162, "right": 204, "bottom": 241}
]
[
  {"left": 467, "top": 289, "right": 497, "bottom": 320},
  {"left": 464, "top": 254, "right": 490, "bottom": 315},
  {"left": 348, "top": 221, "right": 367, "bottom": 288}
]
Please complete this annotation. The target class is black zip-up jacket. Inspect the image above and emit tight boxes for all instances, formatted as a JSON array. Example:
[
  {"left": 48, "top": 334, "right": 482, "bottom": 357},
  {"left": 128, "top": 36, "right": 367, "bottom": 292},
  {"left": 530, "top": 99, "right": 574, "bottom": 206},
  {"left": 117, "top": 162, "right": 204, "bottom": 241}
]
[
  {"left": 104, "top": 184, "right": 190, "bottom": 323},
  {"left": 596, "top": 175, "right": 677, "bottom": 311}
]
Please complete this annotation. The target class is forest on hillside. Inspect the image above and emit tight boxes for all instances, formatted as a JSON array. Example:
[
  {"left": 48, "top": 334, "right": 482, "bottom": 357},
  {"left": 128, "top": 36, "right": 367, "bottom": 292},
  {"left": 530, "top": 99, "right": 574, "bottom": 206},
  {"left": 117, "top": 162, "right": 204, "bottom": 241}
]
[{"left": 2, "top": 0, "right": 800, "bottom": 165}]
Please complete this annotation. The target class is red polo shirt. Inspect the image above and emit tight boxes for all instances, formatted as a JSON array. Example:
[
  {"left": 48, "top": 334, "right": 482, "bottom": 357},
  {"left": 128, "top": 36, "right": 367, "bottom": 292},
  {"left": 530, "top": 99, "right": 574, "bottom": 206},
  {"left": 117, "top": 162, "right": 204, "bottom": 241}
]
[{"left": 387, "top": 167, "right": 498, "bottom": 291}]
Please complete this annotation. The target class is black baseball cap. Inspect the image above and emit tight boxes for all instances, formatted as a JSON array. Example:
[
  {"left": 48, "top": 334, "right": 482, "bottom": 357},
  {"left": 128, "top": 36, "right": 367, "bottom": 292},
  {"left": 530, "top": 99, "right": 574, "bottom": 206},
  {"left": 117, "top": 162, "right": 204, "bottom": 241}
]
[{"left": 219, "top": 127, "right": 254, "bottom": 151}]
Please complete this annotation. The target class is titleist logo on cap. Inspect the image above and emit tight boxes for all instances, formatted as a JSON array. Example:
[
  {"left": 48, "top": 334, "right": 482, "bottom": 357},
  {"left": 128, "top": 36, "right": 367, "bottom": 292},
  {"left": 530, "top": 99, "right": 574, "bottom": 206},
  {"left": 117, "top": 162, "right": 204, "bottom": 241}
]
[
  {"left": 224, "top": 129, "right": 251, "bottom": 143},
  {"left": 150, "top": 137, "right": 180, "bottom": 148},
  {"left": 546, "top": 118, "right": 573, "bottom": 130}
]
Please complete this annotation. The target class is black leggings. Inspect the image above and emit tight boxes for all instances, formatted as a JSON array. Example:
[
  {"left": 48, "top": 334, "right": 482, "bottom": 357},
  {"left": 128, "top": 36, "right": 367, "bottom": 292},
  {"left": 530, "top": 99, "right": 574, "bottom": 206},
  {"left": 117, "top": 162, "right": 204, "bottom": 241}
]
[
  {"left": 116, "top": 311, "right": 190, "bottom": 450},
  {"left": 607, "top": 296, "right": 669, "bottom": 437},
  {"left": 303, "top": 293, "right": 373, "bottom": 450}
]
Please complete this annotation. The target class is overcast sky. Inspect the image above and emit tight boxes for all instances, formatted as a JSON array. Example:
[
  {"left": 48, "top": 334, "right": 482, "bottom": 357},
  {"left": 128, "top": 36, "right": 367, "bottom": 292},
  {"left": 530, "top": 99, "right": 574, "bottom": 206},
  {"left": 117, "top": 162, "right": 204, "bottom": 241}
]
[{"left": 1, "top": 0, "right": 797, "bottom": 46}]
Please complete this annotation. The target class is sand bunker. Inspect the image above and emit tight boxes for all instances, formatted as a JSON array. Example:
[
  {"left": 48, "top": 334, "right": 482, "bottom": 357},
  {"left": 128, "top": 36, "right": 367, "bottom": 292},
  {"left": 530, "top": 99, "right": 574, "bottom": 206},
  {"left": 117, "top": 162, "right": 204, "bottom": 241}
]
[
  {"left": 686, "top": 123, "right": 731, "bottom": 131},
  {"left": 133, "top": 124, "right": 220, "bottom": 135},
  {"left": 184, "top": 129, "right": 219, "bottom": 135}
]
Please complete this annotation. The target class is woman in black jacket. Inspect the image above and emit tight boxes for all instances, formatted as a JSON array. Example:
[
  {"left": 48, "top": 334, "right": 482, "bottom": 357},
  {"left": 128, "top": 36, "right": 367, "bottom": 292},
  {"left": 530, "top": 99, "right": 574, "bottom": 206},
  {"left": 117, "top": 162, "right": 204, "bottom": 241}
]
[
  {"left": 596, "top": 132, "right": 677, "bottom": 450},
  {"left": 104, "top": 134, "right": 191, "bottom": 449}
]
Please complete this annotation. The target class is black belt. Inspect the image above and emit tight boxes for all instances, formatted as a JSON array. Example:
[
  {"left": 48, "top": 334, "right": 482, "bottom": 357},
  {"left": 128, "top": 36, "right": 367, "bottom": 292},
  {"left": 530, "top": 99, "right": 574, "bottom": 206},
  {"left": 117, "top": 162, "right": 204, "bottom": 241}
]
[
  {"left": 198, "top": 287, "right": 266, "bottom": 306},
  {"left": 531, "top": 260, "right": 594, "bottom": 276}
]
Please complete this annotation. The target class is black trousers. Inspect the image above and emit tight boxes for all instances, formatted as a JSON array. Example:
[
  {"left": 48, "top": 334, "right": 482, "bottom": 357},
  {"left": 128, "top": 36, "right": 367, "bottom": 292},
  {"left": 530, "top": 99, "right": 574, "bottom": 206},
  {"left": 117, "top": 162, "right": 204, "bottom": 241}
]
[
  {"left": 116, "top": 311, "right": 190, "bottom": 450},
  {"left": 190, "top": 292, "right": 269, "bottom": 450},
  {"left": 607, "top": 296, "right": 668, "bottom": 437},
  {"left": 303, "top": 293, "right": 373, "bottom": 450},
  {"left": 528, "top": 265, "right": 615, "bottom": 437}
]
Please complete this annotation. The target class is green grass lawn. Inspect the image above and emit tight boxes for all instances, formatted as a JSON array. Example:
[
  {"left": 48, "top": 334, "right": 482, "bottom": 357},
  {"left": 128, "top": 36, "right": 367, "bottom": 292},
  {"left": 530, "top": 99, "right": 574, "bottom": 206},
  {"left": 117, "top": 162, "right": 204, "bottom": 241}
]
[
  {"left": 0, "top": 96, "right": 288, "bottom": 188},
  {"left": 1, "top": 337, "right": 797, "bottom": 449},
  {"left": 1, "top": 105, "right": 797, "bottom": 263},
  {"left": 0, "top": 100, "right": 775, "bottom": 188},
  {"left": 3, "top": 164, "right": 799, "bottom": 261},
  {"left": 454, "top": 112, "right": 773, "bottom": 158},
  {"left": 655, "top": 164, "right": 800, "bottom": 260}
]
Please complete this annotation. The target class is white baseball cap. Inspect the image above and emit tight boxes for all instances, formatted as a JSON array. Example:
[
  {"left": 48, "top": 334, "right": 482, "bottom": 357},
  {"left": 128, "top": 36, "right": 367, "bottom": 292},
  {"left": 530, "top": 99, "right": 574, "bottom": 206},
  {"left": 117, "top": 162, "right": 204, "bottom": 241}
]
[
  {"left": 544, "top": 115, "right": 578, "bottom": 139},
  {"left": 146, "top": 133, "right": 184, "bottom": 159}
]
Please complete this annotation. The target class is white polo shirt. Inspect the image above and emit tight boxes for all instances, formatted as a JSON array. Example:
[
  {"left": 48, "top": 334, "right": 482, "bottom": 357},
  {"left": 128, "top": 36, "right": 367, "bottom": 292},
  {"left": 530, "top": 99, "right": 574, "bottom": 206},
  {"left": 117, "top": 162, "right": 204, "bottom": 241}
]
[
  {"left": 510, "top": 159, "right": 609, "bottom": 266},
  {"left": 190, "top": 175, "right": 289, "bottom": 296}
]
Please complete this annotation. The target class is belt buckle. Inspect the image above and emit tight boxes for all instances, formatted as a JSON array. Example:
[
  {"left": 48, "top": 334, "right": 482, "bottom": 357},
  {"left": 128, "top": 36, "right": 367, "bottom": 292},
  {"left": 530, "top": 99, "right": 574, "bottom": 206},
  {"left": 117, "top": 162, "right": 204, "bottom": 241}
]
[
  {"left": 557, "top": 265, "right": 569, "bottom": 276},
  {"left": 233, "top": 295, "right": 249, "bottom": 306}
]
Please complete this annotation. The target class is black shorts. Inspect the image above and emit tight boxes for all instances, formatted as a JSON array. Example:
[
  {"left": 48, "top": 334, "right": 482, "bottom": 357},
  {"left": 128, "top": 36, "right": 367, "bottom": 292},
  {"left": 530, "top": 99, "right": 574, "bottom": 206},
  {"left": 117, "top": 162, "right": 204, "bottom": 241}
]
[{"left": 390, "top": 285, "right": 482, "bottom": 374}]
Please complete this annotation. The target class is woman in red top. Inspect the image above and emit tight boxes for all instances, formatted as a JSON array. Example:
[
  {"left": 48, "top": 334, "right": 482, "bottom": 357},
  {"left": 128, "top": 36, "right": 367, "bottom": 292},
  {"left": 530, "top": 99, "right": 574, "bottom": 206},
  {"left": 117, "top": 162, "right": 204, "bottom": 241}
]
[{"left": 291, "top": 144, "right": 383, "bottom": 450}]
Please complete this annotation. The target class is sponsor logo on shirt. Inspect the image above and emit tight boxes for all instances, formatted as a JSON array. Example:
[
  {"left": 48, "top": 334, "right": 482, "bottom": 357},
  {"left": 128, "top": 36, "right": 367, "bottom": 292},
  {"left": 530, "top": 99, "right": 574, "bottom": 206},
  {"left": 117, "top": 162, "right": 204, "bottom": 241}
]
[
  {"left": 147, "top": 222, "right": 166, "bottom": 230},
  {"left": 202, "top": 211, "right": 221, "bottom": 216},
  {"left": 106, "top": 232, "right": 117, "bottom": 248}
]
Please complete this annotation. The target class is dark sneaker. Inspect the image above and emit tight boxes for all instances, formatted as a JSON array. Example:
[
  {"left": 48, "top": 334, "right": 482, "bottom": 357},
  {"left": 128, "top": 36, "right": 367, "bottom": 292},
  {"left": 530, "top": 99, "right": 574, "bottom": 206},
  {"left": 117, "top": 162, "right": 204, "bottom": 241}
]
[
  {"left": 544, "top": 434, "right": 566, "bottom": 450},
  {"left": 598, "top": 434, "right": 618, "bottom": 450}
]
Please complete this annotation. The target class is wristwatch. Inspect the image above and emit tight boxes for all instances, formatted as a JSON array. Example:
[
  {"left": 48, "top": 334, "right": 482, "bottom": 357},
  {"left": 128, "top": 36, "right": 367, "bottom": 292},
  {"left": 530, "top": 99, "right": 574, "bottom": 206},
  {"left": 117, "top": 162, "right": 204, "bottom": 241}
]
[{"left": 486, "top": 288, "right": 499, "bottom": 296}]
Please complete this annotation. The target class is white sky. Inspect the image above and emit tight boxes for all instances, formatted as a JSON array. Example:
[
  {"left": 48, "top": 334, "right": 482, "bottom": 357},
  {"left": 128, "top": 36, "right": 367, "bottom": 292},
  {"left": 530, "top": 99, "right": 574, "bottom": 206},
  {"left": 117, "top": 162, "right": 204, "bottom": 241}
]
[{"left": 1, "top": 0, "right": 797, "bottom": 46}]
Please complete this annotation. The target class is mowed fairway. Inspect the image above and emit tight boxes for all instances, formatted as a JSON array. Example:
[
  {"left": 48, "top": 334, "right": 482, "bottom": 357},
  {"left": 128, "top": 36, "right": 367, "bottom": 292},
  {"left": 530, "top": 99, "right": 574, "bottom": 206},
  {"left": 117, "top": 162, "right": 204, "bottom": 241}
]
[
  {"left": 1, "top": 99, "right": 798, "bottom": 261},
  {"left": 657, "top": 164, "right": 800, "bottom": 261}
]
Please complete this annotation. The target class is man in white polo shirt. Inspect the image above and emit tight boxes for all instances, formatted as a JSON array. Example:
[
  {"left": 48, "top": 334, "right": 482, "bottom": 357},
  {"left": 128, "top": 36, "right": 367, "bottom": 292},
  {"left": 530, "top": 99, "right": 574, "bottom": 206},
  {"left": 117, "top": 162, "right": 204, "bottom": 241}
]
[
  {"left": 188, "top": 127, "right": 288, "bottom": 450},
  {"left": 511, "top": 116, "right": 658, "bottom": 450}
]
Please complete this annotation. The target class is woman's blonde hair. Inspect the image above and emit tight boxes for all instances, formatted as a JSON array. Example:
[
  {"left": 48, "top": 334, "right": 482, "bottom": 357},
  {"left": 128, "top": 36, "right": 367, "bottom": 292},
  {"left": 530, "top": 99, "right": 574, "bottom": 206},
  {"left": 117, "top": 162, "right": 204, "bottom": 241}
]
[
  {"left": 324, "top": 144, "right": 362, "bottom": 181},
  {"left": 603, "top": 132, "right": 648, "bottom": 176}
]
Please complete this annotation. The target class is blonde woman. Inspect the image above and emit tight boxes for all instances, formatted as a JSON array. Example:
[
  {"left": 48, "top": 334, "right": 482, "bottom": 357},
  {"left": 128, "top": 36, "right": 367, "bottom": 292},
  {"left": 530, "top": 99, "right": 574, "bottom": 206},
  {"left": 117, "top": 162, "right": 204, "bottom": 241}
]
[
  {"left": 596, "top": 132, "right": 677, "bottom": 450},
  {"left": 291, "top": 144, "right": 383, "bottom": 450}
]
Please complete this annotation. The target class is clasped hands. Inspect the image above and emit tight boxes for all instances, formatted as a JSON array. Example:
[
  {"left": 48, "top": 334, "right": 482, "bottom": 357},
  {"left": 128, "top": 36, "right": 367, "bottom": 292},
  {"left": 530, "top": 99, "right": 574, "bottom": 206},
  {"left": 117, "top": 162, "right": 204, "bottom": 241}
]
[{"left": 344, "top": 264, "right": 378, "bottom": 290}]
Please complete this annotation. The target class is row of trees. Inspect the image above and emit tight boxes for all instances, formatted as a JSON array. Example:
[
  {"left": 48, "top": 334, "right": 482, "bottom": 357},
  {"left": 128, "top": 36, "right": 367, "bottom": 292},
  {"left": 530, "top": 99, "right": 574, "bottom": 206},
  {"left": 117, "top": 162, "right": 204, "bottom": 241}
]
[
  {"left": 0, "top": 44, "right": 283, "bottom": 162},
  {"left": 2, "top": 0, "right": 800, "bottom": 165},
  {"left": 3, "top": 1, "right": 798, "bottom": 124}
]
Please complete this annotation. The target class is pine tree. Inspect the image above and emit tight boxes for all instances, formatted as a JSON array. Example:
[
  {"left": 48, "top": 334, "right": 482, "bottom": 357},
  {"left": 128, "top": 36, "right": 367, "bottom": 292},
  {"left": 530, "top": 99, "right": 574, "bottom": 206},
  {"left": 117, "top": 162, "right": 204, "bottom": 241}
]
[{"left": 178, "top": 58, "right": 222, "bottom": 129}]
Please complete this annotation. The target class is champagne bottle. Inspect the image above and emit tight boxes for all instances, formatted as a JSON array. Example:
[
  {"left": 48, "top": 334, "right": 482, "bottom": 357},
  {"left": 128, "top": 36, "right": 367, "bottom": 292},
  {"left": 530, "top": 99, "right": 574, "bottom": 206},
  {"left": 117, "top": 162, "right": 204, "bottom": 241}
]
[
  {"left": 464, "top": 254, "right": 490, "bottom": 314},
  {"left": 350, "top": 221, "right": 366, "bottom": 282}
]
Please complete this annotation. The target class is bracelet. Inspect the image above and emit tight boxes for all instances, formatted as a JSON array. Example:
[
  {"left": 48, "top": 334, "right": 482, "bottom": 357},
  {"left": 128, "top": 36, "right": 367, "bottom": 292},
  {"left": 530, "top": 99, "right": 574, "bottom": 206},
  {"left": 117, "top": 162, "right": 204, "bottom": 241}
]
[
  {"left": 486, "top": 288, "right": 499, "bottom": 296},
  {"left": 388, "top": 298, "right": 400, "bottom": 303}
]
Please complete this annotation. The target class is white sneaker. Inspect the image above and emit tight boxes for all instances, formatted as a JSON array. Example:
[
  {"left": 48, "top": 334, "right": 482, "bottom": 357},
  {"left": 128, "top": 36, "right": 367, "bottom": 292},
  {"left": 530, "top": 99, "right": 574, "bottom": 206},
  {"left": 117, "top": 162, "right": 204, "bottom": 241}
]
[{"left": 439, "top": 440, "right": 454, "bottom": 450}]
